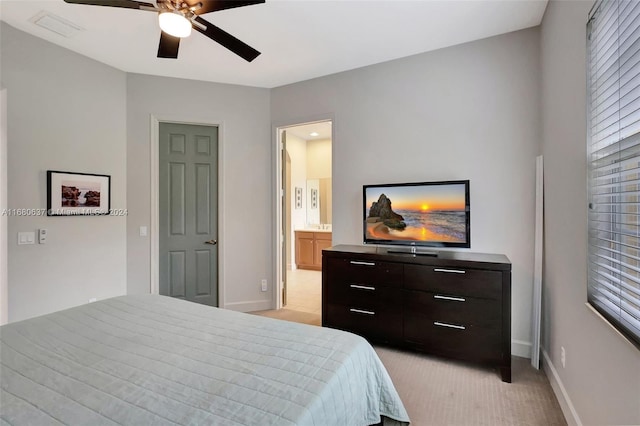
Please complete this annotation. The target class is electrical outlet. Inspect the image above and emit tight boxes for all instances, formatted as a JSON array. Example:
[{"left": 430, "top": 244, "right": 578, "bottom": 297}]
[
  {"left": 261, "top": 279, "right": 267, "bottom": 292},
  {"left": 88, "top": 298, "right": 97, "bottom": 303},
  {"left": 561, "top": 346, "right": 566, "bottom": 368}
]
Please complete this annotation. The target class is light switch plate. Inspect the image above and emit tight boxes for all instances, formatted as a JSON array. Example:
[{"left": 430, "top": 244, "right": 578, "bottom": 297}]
[
  {"left": 139, "top": 226, "right": 148, "bottom": 237},
  {"left": 18, "top": 231, "right": 35, "bottom": 245}
]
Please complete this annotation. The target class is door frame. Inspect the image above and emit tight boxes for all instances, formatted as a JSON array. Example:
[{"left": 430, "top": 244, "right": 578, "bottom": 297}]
[
  {"left": 150, "top": 114, "right": 225, "bottom": 307},
  {"left": 1, "top": 89, "right": 7, "bottom": 325},
  {"left": 273, "top": 114, "right": 334, "bottom": 309}
]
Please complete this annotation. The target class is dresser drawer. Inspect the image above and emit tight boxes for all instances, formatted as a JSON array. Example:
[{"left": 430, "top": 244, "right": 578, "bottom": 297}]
[
  {"left": 328, "top": 283, "right": 402, "bottom": 309},
  {"left": 403, "top": 290, "right": 501, "bottom": 328},
  {"left": 404, "top": 264, "right": 502, "bottom": 299},
  {"left": 326, "top": 257, "right": 403, "bottom": 288},
  {"left": 325, "top": 304, "right": 402, "bottom": 343},
  {"left": 404, "top": 316, "right": 502, "bottom": 362}
]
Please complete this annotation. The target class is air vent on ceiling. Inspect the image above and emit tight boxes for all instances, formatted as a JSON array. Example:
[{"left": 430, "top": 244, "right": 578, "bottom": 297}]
[{"left": 30, "top": 11, "right": 84, "bottom": 38}]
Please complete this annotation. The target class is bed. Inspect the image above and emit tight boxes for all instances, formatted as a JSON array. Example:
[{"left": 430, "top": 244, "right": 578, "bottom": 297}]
[{"left": 0, "top": 294, "right": 410, "bottom": 425}]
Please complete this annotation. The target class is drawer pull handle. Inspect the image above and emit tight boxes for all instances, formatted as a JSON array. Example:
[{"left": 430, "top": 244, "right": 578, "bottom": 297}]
[
  {"left": 434, "top": 268, "right": 466, "bottom": 274},
  {"left": 350, "top": 261, "right": 375, "bottom": 266},
  {"left": 434, "top": 321, "right": 466, "bottom": 330},
  {"left": 350, "top": 308, "right": 375, "bottom": 315},
  {"left": 350, "top": 284, "right": 376, "bottom": 291},
  {"left": 434, "top": 295, "right": 466, "bottom": 302}
]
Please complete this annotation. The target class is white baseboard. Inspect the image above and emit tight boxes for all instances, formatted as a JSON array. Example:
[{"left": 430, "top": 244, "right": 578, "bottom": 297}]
[
  {"left": 224, "top": 299, "right": 272, "bottom": 312},
  {"left": 512, "top": 339, "right": 531, "bottom": 358},
  {"left": 542, "top": 348, "right": 582, "bottom": 426}
]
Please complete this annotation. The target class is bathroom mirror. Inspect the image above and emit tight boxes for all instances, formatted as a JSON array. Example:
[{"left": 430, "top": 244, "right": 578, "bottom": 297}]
[{"left": 306, "top": 178, "right": 332, "bottom": 226}]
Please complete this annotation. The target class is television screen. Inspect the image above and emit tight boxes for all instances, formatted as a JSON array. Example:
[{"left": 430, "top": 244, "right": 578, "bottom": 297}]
[{"left": 363, "top": 180, "right": 470, "bottom": 248}]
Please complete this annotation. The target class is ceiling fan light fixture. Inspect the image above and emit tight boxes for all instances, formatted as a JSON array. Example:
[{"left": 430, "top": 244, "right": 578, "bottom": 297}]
[{"left": 158, "top": 11, "right": 192, "bottom": 38}]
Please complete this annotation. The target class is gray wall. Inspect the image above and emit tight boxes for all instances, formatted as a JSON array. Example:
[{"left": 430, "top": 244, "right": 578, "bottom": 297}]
[
  {"left": 126, "top": 74, "right": 272, "bottom": 310},
  {"left": 0, "top": 23, "right": 127, "bottom": 322},
  {"left": 540, "top": 1, "right": 640, "bottom": 424},
  {"left": 272, "top": 28, "right": 541, "bottom": 356}
]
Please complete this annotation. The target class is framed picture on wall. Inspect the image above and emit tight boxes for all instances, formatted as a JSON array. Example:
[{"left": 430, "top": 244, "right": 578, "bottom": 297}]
[
  {"left": 47, "top": 170, "right": 111, "bottom": 216},
  {"left": 295, "top": 187, "right": 302, "bottom": 209}
]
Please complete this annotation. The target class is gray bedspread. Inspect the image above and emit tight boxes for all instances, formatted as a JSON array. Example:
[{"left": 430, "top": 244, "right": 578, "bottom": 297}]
[{"left": 0, "top": 295, "right": 409, "bottom": 425}]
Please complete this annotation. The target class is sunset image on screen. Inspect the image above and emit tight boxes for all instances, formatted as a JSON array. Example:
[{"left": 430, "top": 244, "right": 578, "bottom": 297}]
[
  {"left": 379, "top": 185, "right": 466, "bottom": 212},
  {"left": 365, "top": 183, "right": 468, "bottom": 244}
]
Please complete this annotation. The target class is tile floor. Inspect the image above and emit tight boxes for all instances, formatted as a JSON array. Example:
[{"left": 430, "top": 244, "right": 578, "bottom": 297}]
[{"left": 284, "top": 269, "right": 321, "bottom": 315}]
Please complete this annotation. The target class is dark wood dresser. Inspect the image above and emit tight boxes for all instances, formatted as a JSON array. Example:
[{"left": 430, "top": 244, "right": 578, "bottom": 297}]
[{"left": 322, "top": 244, "right": 512, "bottom": 382}]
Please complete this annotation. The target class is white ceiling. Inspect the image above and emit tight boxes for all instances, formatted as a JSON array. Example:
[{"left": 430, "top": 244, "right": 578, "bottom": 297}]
[
  {"left": 284, "top": 121, "right": 332, "bottom": 141},
  {"left": 0, "top": 0, "right": 548, "bottom": 88}
]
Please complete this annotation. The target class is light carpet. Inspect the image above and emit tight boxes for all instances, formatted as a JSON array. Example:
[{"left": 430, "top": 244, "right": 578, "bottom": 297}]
[
  {"left": 250, "top": 308, "right": 566, "bottom": 425},
  {"left": 374, "top": 346, "right": 566, "bottom": 426}
]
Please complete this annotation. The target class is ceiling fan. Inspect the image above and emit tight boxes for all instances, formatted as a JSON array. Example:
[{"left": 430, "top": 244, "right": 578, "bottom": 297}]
[{"left": 62, "top": 0, "right": 264, "bottom": 61}]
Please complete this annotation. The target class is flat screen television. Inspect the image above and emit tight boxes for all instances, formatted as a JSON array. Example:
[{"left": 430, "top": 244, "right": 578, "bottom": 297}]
[{"left": 363, "top": 180, "right": 470, "bottom": 250}]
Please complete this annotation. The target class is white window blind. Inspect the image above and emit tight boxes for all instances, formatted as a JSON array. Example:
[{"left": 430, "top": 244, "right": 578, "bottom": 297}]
[{"left": 588, "top": 0, "right": 640, "bottom": 348}]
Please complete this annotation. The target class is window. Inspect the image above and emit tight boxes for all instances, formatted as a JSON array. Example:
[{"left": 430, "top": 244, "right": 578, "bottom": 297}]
[{"left": 588, "top": 0, "right": 640, "bottom": 348}]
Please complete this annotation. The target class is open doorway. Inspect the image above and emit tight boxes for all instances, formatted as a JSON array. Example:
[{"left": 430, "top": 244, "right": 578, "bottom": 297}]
[{"left": 276, "top": 120, "right": 332, "bottom": 325}]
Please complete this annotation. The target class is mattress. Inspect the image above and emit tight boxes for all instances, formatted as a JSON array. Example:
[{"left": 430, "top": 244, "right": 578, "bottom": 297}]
[{"left": 0, "top": 294, "right": 410, "bottom": 425}]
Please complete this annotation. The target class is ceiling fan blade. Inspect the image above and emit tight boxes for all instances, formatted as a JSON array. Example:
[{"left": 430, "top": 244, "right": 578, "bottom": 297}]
[
  {"left": 188, "top": 0, "right": 265, "bottom": 15},
  {"left": 157, "top": 31, "right": 181, "bottom": 58},
  {"left": 63, "top": 0, "right": 155, "bottom": 9},
  {"left": 193, "top": 16, "right": 260, "bottom": 62}
]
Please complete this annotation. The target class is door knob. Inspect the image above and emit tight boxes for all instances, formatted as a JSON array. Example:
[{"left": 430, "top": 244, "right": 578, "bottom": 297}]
[{"left": 205, "top": 239, "right": 217, "bottom": 245}]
